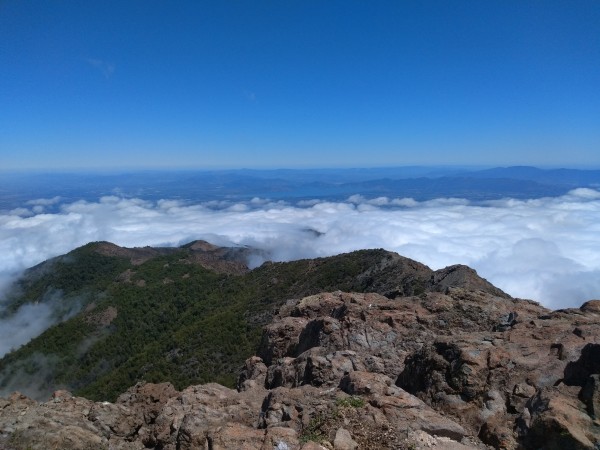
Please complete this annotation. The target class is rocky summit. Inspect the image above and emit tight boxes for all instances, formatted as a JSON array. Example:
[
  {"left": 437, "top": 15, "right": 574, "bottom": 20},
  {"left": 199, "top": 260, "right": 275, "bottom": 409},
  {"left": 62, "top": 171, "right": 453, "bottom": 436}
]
[{"left": 1, "top": 282, "right": 600, "bottom": 449}]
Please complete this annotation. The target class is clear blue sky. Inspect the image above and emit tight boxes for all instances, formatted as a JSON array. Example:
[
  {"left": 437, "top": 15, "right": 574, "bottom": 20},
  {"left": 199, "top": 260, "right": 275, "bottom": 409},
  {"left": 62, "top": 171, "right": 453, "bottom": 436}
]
[{"left": 1, "top": 1, "right": 599, "bottom": 170}]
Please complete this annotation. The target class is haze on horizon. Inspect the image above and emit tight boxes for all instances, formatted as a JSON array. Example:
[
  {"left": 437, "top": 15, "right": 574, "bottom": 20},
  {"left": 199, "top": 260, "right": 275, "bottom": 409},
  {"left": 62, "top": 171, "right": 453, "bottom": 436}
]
[{"left": 1, "top": 1, "right": 600, "bottom": 171}]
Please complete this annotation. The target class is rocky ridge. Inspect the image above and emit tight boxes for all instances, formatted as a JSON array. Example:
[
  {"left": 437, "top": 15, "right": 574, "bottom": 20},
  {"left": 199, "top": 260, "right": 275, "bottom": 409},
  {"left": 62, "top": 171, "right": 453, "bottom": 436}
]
[
  {"left": 94, "top": 240, "right": 254, "bottom": 274},
  {"left": 0, "top": 242, "right": 511, "bottom": 402},
  {"left": 1, "top": 283, "right": 600, "bottom": 449}
]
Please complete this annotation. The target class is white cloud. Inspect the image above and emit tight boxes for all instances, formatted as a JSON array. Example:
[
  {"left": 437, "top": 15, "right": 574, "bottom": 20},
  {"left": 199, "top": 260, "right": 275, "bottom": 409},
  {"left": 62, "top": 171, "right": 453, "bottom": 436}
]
[
  {"left": 26, "top": 196, "right": 62, "bottom": 207},
  {"left": 0, "top": 303, "right": 55, "bottom": 356},
  {"left": 1, "top": 190, "right": 600, "bottom": 316},
  {"left": 86, "top": 58, "right": 115, "bottom": 78},
  {"left": 243, "top": 90, "right": 257, "bottom": 101}
]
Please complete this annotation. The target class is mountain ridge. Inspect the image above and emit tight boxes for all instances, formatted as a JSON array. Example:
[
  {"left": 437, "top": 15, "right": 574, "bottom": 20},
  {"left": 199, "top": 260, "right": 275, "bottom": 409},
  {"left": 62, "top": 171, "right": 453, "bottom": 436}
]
[
  {"left": 0, "top": 240, "right": 507, "bottom": 403},
  {"left": 0, "top": 241, "right": 599, "bottom": 448}
]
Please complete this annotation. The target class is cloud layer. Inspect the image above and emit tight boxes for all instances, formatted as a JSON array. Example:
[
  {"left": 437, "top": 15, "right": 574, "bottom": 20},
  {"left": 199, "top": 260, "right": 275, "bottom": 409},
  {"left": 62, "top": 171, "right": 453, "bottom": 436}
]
[
  {"left": 2, "top": 189, "right": 600, "bottom": 315},
  {"left": 0, "top": 302, "right": 55, "bottom": 357}
]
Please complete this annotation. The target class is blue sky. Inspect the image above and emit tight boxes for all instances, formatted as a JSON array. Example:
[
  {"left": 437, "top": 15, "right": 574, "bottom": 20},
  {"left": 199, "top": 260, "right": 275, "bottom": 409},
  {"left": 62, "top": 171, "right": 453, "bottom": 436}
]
[{"left": 1, "top": 1, "right": 599, "bottom": 170}]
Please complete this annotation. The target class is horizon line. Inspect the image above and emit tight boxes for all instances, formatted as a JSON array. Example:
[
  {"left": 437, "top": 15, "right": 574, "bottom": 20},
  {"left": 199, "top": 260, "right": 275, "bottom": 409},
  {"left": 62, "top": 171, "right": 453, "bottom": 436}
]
[{"left": 3, "top": 164, "right": 600, "bottom": 175}]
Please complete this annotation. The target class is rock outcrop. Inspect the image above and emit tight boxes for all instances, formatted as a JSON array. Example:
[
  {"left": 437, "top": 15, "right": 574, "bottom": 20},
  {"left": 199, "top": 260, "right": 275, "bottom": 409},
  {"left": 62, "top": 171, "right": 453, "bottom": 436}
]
[{"left": 1, "top": 291, "right": 600, "bottom": 449}]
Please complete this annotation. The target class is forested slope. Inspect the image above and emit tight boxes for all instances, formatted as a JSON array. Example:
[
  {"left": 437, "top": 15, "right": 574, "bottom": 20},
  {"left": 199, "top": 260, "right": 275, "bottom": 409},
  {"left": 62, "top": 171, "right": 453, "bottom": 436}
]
[{"left": 0, "top": 241, "right": 451, "bottom": 401}]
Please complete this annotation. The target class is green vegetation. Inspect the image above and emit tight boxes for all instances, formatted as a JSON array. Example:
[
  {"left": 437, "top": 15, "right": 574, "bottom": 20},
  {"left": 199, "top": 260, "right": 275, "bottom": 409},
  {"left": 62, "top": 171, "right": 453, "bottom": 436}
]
[
  {"left": 335, "top": 395, "right": 366, "bottom": 408},
  {"left": 299, "top": 396, "right": 367, "bottom": 444},
  {"left": 1, "top": 243, "right": 131, "bottom": 316},
  {"left": 299, "top": 413, "right": 328, "bottom": 444},
  {"left": 0, "top": 243, "right": 418, "bottom": 401}
]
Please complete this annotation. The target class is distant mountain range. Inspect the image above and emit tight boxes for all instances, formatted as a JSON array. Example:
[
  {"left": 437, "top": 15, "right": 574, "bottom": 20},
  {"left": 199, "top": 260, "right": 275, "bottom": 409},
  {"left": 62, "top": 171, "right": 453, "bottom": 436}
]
[{"left": 2, "top": 166, "right": 599, "bottom": 210}]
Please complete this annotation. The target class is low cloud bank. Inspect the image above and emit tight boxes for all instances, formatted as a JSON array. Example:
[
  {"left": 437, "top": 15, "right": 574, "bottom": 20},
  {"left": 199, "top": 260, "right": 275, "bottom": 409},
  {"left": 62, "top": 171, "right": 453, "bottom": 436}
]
[
  {"left": 0, "top": 303, "right": 55, "bottom": 357},
  {"left": 0, "top": 288, "right": 83, "bottom": 358},
  {"left": 2, "top": 189, "right": 600, "bottom": 318}
]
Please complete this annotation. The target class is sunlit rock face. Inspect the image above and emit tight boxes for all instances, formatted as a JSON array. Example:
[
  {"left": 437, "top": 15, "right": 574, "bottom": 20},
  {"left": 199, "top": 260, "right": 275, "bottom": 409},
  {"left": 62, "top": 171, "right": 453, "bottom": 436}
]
[{"left": 2, "top": 285, "right": 600, "bottom": 449}]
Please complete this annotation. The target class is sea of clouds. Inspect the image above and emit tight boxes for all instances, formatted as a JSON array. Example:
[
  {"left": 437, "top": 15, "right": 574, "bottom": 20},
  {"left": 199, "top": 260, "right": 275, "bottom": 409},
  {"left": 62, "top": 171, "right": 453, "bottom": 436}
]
[{"left": 2, "top": 188, "right": 600, "bottom": 355}]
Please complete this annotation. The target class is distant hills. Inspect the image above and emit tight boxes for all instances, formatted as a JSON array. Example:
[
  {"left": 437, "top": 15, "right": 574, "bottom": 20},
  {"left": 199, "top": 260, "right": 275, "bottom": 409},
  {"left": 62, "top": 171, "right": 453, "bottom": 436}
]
[
  {"left": 2, "top": 166, "right": 599, "bottom": 210},
  {"left": 458, "top": 165, "right": 600, "bottom": 186}
]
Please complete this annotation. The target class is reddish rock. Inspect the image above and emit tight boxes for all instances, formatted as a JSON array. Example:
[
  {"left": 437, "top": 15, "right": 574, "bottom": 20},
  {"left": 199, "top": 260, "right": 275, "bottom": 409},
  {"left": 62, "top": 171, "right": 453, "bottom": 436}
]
[
  {"left": 525, "top": 386, "right": 599, "bottom": 449},
  {"left": 580, "top": 300, "right": 600, "bottom": 314},
  {"left": 333, "top": 427, "right": 358, "bottom": 450},
  {"left": 2, "top": 288, "right": 600, "bottom": 449}
]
